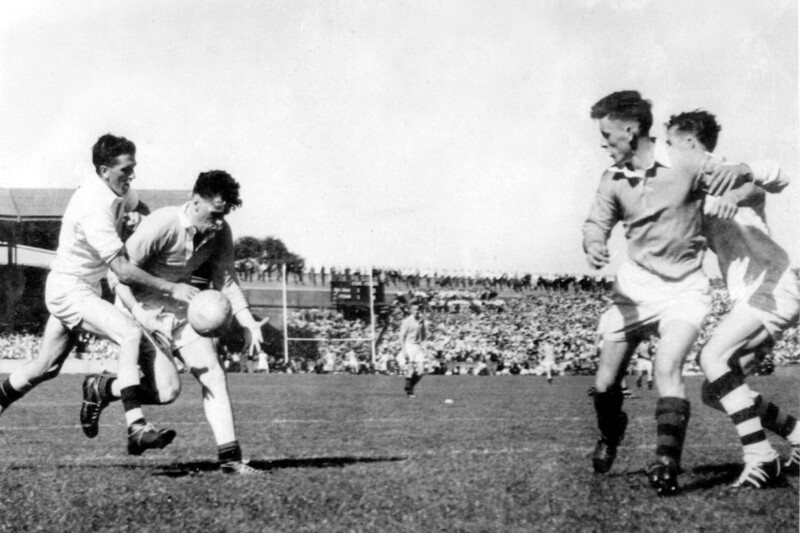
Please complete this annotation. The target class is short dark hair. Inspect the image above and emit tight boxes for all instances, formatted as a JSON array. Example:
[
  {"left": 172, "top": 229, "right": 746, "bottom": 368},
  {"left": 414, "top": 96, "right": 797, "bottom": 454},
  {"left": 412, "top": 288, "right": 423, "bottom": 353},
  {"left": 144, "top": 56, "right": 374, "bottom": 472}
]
[
  {"left": 92, "top": 134, "right": 136, "bottom": 173},
  {"left": 665, "top": 110, "right": 721, "bottom": 152},
  {"left": 590, "top": 91, "right": 653, "bottom": 136},
  {"left": 193, "top": 170, "right": 243, "bottom": 211}
]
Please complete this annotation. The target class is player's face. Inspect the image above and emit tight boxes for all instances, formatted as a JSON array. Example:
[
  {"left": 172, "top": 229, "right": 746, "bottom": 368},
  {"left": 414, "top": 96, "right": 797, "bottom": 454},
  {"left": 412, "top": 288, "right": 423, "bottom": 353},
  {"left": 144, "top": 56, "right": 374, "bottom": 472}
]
[
  {"left": 192, "top": 194, "right": 229, "bottom": 234},
  {"left": 665, "top": 126, "right": 696, "bottom": 161},
  {"left": 100, "top": 154, "right": 136, "bottom": 197},
  {"left": 598, "top": 116, "right": 635, "bottom": 165}
]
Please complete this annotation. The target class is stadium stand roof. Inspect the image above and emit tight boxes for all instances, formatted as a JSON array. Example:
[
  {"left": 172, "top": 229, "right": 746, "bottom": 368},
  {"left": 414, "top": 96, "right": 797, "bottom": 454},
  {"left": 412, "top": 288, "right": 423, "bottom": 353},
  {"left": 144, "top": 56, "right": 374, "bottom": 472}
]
[{"left": 0, "top": 188, "right": 191, "bottom": 222}]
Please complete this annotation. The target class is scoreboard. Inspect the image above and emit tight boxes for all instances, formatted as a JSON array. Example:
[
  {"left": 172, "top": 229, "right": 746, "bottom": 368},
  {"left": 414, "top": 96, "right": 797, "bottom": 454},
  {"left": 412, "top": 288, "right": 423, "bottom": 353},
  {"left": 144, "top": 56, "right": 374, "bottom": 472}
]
[{"left": 331, "top": 279, "right": 385, "bottom": 307}]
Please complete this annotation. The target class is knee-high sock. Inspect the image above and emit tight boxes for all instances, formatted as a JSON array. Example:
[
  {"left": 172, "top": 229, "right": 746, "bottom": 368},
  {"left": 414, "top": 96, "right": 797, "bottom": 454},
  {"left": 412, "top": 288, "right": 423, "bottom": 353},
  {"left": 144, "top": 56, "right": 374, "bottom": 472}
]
[
  {"left": 594, "top": 385, "right": 625, "bottom": 443},
  {"left": 753, "top": 394, "right": 800, "bottom": 445},
  {"left": 655, "top": 397, "right": 691, "bottom": 466},
  {"left": 0, "top": 376, "right": 33, "bottom": 410},
  {"left": 705, "top": 374, "right": 775, "bottom": 463},
  {"left": 218, "top": 440, "right": 242, "bottom": 464},
  {"left": 118, "top": 365, "right": 145, "bottom": 427}
]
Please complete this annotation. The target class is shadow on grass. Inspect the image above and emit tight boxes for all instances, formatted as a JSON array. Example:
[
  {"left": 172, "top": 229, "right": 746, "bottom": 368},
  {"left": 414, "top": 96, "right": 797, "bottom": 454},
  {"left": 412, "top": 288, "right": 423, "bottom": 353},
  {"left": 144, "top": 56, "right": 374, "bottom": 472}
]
[
  {"left": 601, "top": 462, "right": 792, "bottom": 492},
  {"left": 152, "top": 455, "right": 408, "bottom": 477}
]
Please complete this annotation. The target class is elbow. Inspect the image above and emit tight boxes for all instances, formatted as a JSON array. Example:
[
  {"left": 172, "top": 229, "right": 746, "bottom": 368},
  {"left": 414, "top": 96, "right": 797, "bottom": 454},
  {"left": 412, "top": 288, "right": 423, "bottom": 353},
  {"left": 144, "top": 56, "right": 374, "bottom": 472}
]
[{"left": 114, "top": 264, "right": 136, "bottom": 286}]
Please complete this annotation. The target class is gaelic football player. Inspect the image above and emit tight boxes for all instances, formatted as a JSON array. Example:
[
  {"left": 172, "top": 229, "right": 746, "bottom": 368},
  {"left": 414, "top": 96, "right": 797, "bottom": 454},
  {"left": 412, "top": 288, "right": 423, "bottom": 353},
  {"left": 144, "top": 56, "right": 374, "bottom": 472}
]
[
  {"left": 400, "top": 303, "right": 427, "bottom": 397},
  {"left": 0, "top": 134, "right": 197, "bottom": 455},
  {"left": 81, "top": 170, "right": 266, "bottom": 474},
  {"left": 665, "top": 110, "right": 800, "bottom": 488},
  {"left": 582, "top": 91, "right": 753, "bottom": 495}
]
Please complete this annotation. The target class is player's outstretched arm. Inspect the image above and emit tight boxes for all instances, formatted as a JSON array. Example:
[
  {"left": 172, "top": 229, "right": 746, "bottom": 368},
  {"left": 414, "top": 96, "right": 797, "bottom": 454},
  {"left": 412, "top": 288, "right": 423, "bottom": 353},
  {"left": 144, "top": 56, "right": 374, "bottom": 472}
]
[
  {"left": 234, "top": 309, "right": 269, "bottom": 356},
  {"left": 704, "top": 160, "right": 783, "bottom": 219},
  {"left": 702, "top": 160, "right": 753, "bottom": 196},
  {"left": 110, "top": 278, "right": 171, "bottom": 339},
  {"left": 108, "top": 253, "right": 199, "bottom": 303}
]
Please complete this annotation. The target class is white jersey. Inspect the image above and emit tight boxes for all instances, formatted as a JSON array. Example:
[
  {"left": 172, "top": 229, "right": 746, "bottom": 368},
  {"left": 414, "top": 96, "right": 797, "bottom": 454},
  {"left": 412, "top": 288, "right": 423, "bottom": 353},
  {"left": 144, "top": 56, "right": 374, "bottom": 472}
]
[
  {"left": 703, "top": 160, "right": 791, "bottom": 304},
  {"left": 50, "top": 176, "right": 138, "bottom": 284}
]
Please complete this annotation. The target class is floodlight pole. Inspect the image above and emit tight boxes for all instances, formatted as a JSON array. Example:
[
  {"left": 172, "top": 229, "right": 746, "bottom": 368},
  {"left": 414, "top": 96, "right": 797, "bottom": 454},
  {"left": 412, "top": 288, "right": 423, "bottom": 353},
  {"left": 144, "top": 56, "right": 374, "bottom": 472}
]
[
  {"left": 282, "top": 262, "right": 289, "bottom": 364},
  {"left": 369, "top": 266, "right": 376, "bottom": 366}
]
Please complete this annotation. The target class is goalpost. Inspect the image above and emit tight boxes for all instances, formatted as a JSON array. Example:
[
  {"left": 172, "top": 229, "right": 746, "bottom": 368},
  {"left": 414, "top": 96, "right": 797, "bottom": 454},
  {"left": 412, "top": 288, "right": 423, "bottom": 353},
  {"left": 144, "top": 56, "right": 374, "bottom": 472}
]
[{"left": 280, "top": 263, "right": 377, "bottom": 366}]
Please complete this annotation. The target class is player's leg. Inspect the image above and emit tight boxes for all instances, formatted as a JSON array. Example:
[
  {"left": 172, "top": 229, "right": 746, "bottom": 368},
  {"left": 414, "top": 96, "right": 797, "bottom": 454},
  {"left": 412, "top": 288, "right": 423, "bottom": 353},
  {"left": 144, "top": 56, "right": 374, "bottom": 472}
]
[
  {"left": 177, "top": 337, "right": 257, "bottom": 474},
  {"left": 403, "top": 346, "right": 417, "bottom": 397},
  {"left": 698, "top": 308, "right": 781, "bottom": 487},
  {"left": 89, "top": 330, "right": 182, "bottom": 411},
  {"left": 592, "top": 337, "right": 638, "bottom": 473},
  {"left": 648, "top": 319, "right": 699, "bottom": 496},
  {"left": 410, "top": 354, "right": 425, "bottom": 391},
  {"left": 79, "top": 299, "right": 175, "bottom": 454},
  {"left": 636, "top": 361, "right": 643, "bottom": 388},
  {"left": 741, "top": 342, "right": 800, "bottom": 472},
  {"left": 0, "top": 315, "right": 76, "bottom": 416}
]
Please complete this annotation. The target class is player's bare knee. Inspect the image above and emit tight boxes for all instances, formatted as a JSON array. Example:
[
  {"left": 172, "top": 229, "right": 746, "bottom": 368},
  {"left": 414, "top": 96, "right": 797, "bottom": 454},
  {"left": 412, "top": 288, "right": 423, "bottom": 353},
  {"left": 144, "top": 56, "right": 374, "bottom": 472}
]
[
  {"left": 700, "top": 379, "right": 723, "bottom": 411},
  {"left": 198, "top": 365, "right": 228, "bottom": 395},
  {"left": 157, "top": 376, "right": 181, "bottom": 404}
]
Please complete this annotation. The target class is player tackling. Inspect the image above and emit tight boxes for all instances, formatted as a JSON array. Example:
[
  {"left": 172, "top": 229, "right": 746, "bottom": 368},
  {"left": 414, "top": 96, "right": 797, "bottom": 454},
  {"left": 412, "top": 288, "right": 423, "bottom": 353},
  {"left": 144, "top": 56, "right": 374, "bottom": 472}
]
[
  {"left": 81, "top": 170, "right": 267, "bottom": 474},
  {"left": 665, "top": 110, "right": 800, "bottom": 488},
  {"left": 0, "top": 134, "right": 197, "bottom": 455},
  {"left": 582, "top": 91, "right": 754, "bottom": 495}
]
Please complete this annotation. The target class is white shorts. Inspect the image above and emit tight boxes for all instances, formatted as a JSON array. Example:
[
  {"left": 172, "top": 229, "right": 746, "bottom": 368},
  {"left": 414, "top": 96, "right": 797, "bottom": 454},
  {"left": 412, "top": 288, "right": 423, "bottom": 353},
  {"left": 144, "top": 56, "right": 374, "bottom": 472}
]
[
  {"left": 404, "top": 343, "right": 426, "bottom": 373},
  {"left": 599, "top": 261, "right": 711, "bottom": 342},
  {"left": 635, "top": 358, "right": 653, "bottom": 374},
  {"left": 113, "top": 297, "right": 203, "bottom": 350},
  {"left": 734, "top": 269, "right": 799, "bottom": 339},
  {"left": 46, "top": 272, "right": 104, "bottom": 330}
]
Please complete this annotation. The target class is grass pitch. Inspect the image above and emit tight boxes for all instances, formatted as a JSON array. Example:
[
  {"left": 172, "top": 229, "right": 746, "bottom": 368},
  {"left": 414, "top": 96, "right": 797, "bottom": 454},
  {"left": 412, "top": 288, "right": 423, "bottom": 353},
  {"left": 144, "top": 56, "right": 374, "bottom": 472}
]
[{"left": 0, "top": 372, "right": 797, "bottom": 532}]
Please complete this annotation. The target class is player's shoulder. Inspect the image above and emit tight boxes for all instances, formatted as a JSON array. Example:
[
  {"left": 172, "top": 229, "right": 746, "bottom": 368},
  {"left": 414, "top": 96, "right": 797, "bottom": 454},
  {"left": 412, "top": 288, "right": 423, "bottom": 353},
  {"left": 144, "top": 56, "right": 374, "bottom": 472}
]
[
  {"left": 131, "top": 205, "right": 183, "bottom": 238},
  {"left": 600, "top": 167, "right": 620, "bottom": 181},
  {"left": 68, "top": 177, "right": 115, "bottom": 213},
  {"left": 143, "top": 205, "right": 182, "bottom": 223}
]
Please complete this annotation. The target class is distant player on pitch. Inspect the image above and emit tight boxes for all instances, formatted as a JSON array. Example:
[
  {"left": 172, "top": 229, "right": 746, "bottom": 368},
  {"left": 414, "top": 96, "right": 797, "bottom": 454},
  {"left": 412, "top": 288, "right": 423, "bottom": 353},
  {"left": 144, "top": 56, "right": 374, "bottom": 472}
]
[
  {"left": 540, "top": 335, "right": 557, "bottom": 385},
  {"left": 0, "top": 134, "right": 197, "bottom": 455},
  {"left": 400, "top": 303, "right": 428, "bottom": 398},
  {"left": 81, "top": 170, "right": 267, "bottom": 474},
  {"left": 665, "top": 110, "right": 800, "bottom": 488}
]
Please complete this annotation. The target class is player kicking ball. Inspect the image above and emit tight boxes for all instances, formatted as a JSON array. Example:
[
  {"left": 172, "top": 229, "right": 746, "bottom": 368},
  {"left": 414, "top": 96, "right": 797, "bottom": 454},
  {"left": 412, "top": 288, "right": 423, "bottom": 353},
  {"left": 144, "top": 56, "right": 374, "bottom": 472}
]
[
  {"left": 665, "top": 110, "right": 800, "bottom": 489},
  {"left": 80, "top": 170, "right": 267, "bottom": 474}
]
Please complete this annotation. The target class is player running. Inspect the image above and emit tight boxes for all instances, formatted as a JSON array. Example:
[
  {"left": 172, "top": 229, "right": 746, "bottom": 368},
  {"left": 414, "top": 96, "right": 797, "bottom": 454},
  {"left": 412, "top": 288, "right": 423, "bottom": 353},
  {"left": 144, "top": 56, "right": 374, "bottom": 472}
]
[
  {"left": 582, "top": 91, "right": 753, "bottom": 495},
  {"left": 665, "top": 110, "right": 800, "bottom": 489},
  {"left": 0, "top": 134, "right": 197, "bottom": 455},
  {"left": 400, "top": 303, "right": 428, "bottom": 398},
  {"left": 80, "top": 170, "right": 266, "bottom": 474}
]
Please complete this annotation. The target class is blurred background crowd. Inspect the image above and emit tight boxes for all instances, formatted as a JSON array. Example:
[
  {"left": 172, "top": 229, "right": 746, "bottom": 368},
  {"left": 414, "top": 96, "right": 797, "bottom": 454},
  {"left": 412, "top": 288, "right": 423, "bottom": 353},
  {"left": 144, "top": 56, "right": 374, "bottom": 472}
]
[{"left": 3, "top": 279, "right": 796, "bottom": 378}]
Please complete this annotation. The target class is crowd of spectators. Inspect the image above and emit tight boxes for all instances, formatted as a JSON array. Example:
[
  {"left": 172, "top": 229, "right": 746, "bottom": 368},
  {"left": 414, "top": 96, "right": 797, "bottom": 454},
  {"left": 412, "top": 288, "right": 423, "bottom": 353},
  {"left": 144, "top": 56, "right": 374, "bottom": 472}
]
[
  {"left": 2, "top": 280, "right": 798, "bottom": 379},
  {"left": 234, "top": 259, "right": 614, "bottom": 294},
  {"left": 0, "top": 331, "right": 116, "bottom": 361},
  {"left": 263, "top": 284, "right": 800, "bottom": 377}
]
